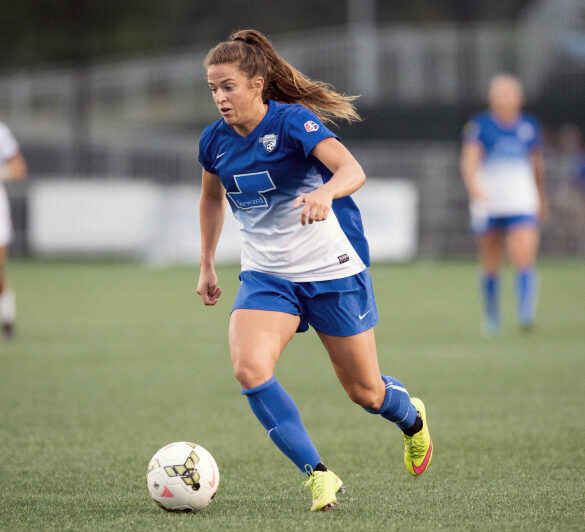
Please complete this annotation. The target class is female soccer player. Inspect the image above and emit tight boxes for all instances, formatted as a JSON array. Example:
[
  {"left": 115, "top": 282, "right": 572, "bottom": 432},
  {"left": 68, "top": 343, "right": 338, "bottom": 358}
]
[
  {"left": 460, "top": 74, "right": 548, "bottom": 334},
  {"left": 0, "top": 121, "right": 27, "bottom": 339},
  {"left": 196, "top": 29, "right": 432, "bottom": 512}
]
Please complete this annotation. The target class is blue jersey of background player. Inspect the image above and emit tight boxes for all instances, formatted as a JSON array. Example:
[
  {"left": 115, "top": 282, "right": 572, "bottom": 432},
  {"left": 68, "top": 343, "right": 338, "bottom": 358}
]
[
  {"left": 197, "top": 30, "right": 433, "bottom": 512},
  {"left": 460, "top": 73, "right": 549, "bottom": 334}
]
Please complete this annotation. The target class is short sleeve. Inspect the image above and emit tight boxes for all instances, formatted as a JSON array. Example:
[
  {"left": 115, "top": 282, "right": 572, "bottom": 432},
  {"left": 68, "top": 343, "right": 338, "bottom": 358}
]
[
  {"left": 198, "top": 126, "right": 217, "bottom": 174},
  {"left": 527, "top": 119, "right": 544, "bottom": 151},
  {"left": 0, "top": 123, "right": 19, "bottom": 162},
  {"left": 462, "top": 120, "right": 481, "bottom": 144},
  {"left": 286, "top": 107, "right": 339, "bottom": 157}
]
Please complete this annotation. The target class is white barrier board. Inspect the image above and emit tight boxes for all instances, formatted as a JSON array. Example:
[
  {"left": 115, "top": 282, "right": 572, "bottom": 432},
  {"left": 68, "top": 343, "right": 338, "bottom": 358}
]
[
  {"left": 29, "top": 180, "right": 160, "bottom": 255},
  {"left": 29, "top": 178, "right": 418, "bottom": 263}
]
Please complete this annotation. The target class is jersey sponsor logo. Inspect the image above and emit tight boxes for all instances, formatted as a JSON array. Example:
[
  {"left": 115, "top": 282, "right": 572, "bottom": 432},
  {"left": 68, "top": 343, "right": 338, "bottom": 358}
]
[
  {"left": 304, "top": 120, "right": 319, "bottom": 132},
  {"left": 258, "top": 133, "right": 278, "bottom": 152},
  {"left": 337, "top": 253, "right": 349, "bottom": 264},
  {"left": 227, "top": 170, "right": 276, "bottom": 210}
]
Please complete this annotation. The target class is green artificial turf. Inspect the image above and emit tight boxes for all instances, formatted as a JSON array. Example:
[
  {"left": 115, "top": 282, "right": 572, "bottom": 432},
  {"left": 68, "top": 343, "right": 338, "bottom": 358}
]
[{"left": 0, "top": 260, "right": 583, "bottom": 530}]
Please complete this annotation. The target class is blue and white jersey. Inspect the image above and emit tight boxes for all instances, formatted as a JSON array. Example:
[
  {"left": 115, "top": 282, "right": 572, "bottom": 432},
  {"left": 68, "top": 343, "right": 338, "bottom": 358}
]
[
  {"left": 0, "top": 122, "right": 19, "bottom": 245},
  {"left": 463, "top": 111, "right": 542, "bottom": 216},
  {"left": 0, "top": 122, "right": 18, "bottom": 163},
  {"left": 198, "top": 100, "right": 369, "bottom": 282}
]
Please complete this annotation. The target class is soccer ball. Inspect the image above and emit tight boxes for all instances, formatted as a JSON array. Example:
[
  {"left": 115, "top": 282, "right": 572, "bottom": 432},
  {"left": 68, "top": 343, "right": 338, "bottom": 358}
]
[{"left": 147, "top": 441, "right": 220, "bottom": 512}]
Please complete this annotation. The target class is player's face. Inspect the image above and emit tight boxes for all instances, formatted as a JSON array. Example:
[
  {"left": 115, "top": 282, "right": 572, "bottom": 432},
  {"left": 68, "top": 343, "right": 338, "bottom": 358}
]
[
  {"left": 488, "top": 78, "right": 524, "bottom": 119},
  {"left": 207, "top": 63, "right": 264, "bottom": 133}
]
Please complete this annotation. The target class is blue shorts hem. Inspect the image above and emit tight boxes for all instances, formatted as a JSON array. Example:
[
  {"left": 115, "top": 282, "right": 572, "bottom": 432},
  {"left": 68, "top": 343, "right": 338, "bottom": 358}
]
[
  {"left": 232, "top": 270, "right": 378, "bottom": 336},
  {"left": 472, "top": 215, "right": 539, "bottom": 235},
  {"left": 313, "top": 316, "right": 379, "bottom": 337},
  {"left": 231, "top": 304, "right": 309, "bottom": 333},
  {"left": 231, "top": 304, "right": 300, "bottom": 316}
]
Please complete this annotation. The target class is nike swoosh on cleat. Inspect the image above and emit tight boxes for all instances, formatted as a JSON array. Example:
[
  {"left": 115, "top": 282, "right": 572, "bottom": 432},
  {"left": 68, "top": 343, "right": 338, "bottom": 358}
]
[{"left": 412, "top": 440, "right": 433, "bottom": 475}]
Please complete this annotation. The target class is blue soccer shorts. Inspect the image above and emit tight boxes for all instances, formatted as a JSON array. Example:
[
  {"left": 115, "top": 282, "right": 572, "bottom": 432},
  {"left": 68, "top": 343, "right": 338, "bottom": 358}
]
[
  {"left": 472, "top": 214, "right": 538, "bottom": 235},
  {"left": 232, "top": 269, "right": 379, "bottom": 337}
]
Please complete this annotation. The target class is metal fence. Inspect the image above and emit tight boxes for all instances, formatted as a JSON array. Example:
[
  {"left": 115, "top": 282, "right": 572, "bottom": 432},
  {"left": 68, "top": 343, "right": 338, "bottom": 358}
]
[
  {"left": 2, "top": 0, "right": 584, "bottom": 135},
  {"left": 2, "top": 0, "right": 585, "bottom": 259},
  {"left": 6, "top": 139, "right": 585, "bottom": 259}
]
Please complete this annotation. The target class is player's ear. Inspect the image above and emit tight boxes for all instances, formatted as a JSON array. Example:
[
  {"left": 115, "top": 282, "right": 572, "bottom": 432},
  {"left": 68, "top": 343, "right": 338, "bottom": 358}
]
[{"left": 251, "top": 75, "right": 265, "bottom": 96}]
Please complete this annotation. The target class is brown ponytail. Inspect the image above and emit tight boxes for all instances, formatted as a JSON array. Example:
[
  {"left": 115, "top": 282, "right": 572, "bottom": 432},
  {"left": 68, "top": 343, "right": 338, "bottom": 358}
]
[{"left": 204, "top": 29, "right": 361, "bottom": 125}]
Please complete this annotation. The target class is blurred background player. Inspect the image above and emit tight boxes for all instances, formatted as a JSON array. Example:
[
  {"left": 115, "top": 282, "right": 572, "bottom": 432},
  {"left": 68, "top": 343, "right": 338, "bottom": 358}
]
[
  {"left": 0, "top": 121, "right": 27, "bottom": 339},
  {"left": 197, "top": 29, "right": 432, "bottom": 512},
  {"left": 555, "top": 123, "right": 585, "bottom": 254},
  {"left": 460, "top": 74, "right": 549, "bottom": 334}
]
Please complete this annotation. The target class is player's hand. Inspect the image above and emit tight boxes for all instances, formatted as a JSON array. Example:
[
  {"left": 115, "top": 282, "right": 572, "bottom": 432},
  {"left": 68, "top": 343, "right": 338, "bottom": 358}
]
[
  {"left": 293, "top": 188, "right": 334, "bottom": 225},
  {"left": 196, "top": 269, "right": 223, "bottom": 306},
  {"left": 469, "top": 199, "right": 489, "bottom": 233},
  {"left": 469, "top": 185, "right": 487, "bottom": 203}
]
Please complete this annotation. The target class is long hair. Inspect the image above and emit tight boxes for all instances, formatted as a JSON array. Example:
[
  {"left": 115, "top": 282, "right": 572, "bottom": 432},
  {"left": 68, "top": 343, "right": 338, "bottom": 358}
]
[{"left": 204, "top": 29, "right": 361, "bottom": 125}]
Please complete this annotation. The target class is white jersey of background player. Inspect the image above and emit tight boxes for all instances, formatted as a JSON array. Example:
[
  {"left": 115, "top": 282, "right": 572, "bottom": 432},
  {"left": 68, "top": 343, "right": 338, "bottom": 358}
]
[{"left": 0, "top": 122, "right": 27, "bottom": 339}]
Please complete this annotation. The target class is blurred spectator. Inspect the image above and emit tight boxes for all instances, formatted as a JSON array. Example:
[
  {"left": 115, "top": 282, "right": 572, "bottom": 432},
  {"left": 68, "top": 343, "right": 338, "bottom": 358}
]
[
  {"left": 556, "top": 123, "right": 585, "bottom": 253},
  {"left": 558, "top": 123, "right": 585, "bottom": 197}
]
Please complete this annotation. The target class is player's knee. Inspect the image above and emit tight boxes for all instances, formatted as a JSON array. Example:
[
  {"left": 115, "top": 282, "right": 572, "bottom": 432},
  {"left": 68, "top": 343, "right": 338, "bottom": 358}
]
[
  {"left": 232, "top": 360, "right": 268, "bottom": 390},
  {"left": 232, "top": 362, "right": 252, "bottom": 387},
  {"left": 346, "top": 384, "right": 384, "bottom": 411}
]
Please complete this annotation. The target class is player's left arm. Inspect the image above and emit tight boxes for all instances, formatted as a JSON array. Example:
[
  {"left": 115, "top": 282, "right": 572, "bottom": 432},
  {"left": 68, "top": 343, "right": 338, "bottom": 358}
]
[
  {"left": 530, "top": 149, "right": 549, "bottom": 221},
  {"left": 293, "top": 138, "right": 365, "bottom": 225},
  {"left": 0, "top": 153, "right": 27, "bottom": 182}
]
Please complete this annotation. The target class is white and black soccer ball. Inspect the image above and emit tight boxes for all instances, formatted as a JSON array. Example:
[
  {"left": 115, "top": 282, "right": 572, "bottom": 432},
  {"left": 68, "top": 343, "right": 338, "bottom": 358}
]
[{"left": 147, "top": 441, "right": 219, "bottom": 512}]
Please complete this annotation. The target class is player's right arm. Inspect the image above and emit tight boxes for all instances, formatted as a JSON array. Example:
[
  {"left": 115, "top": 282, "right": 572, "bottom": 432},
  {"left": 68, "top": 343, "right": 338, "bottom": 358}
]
[
  {"left": 0, "top": 153, "right": 27, "bottom": 182},
  {"left": 460, "top": 141, "right": 486, "bottom": 202},
  {"left": 196, "top": 169, "right": 226, "bottom": 306}
]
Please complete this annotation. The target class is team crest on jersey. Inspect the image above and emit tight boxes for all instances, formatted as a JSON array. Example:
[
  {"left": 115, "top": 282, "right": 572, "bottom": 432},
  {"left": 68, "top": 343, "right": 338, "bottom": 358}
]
[
  {"left": 304, "top": 120, "right": 319, "bottom": 132},
  {"left": 517, "top": 122, "right": 534, "bottom": 142},
  {"left": 259, "top": 134, "right": 278, "bottom": 152}
]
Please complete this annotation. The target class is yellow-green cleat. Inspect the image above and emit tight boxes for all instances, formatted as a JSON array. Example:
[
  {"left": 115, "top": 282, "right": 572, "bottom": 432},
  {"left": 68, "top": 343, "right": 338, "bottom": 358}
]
[
  {"left": 303, "top": 469, "right": 345, "bottom": 512},
  {"left": 404, "top": 397, "right": 433, "bottom": 476}
]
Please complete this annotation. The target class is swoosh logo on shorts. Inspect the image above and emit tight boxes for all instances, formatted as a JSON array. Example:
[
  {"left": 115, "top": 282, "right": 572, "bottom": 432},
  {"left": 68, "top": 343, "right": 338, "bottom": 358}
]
[
  {"left": 359, "top": 311, "right": 370, "bottom": 320},
  {"left": 216, "top": 152, "right": 226, "bottom": 159},
  {"left": 412, "top": 440, "right": 433, "bottom": 475}
]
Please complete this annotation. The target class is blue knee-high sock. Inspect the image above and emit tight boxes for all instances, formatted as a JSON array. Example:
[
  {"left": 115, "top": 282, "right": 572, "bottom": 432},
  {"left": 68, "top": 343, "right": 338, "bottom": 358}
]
[
  {"left": 242, "top": 376, "right": 320, "bottom": 472},
  {"left": 481, "top": 273, "right": 500, "bottom": 326},
  {"left": 516, "top": 267, "right": 538, "bottom": 325},
  {"left": 365, "top": 376, "right": 418, "bottom": 431}
]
